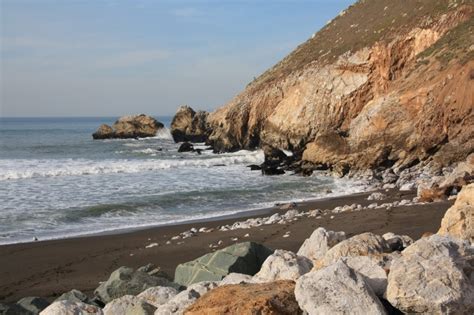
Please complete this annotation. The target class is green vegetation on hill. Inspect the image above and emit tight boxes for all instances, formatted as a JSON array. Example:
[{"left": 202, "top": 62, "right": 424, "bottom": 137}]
[{"left": 251, "top": 0, "right": 472, "bottom": 89}]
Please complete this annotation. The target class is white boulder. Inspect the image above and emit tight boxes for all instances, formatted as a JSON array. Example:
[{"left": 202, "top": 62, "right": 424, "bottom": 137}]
[
  {"left": 339, "top": 256, "right": 388, "bottom": 297},
  {"left": 253, "top": 249, "right": 313, "bottom": 282},
  {"left": 297, "top": 227, "right": 346, "bottom": 262},
  {"left": 103, "top": 295, "right": 156, "bottom": 315},
  {"left": 295, "top": 260, "right": 387, "bottom": 314},
  {"left": 137, "top": 286, "right": 178, "bottom": 308},
  {"left": 40, "top": 301, "right": 103, "bottom": 315}
]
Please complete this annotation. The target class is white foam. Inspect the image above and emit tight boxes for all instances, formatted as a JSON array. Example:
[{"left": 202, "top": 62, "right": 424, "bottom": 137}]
[{"left": 0, "top": 150, "right": 264, "bottom": 180}]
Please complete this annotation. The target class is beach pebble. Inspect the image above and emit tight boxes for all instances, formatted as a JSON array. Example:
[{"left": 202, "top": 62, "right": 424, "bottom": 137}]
[
  {"left": 367, "top": 192, "right": 386, "bottom": 201},
  {"left": 330, "top": 215, "right": 335, "bottom": 219},
  {"left": 171, "top": 236, "right": 180, "bottom": 240},
  {"left": 217, "top": 240, "right": 223, "bottom": 245},
  {"left": 166, "top": 241, "right": 171, "bottom": 245},
  {"left": 244, "top": 233, "right": 250, "bottom": 238},
  {"left": 231, "top": 237, "right": 238, "bottom": 241},
  {"left": 145, "top": 243, "right": 158, "bottom": 249}
]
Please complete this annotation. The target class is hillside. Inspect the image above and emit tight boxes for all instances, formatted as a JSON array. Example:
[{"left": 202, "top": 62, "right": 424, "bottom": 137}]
[{"left": 173, "top": 0, "right": 473, "bottom": 180}]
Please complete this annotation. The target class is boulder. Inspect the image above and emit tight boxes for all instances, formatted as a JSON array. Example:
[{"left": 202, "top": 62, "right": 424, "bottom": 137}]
[
  {"left": 0, "top": 303, "right": 32, "bottom": 315},
  {"left": 177, "top": 142, "right": 194, "bottom": 153},
  {"left": 136, "top": 286, "right": 178, "bottom": 308},
  {"left": 219, "top": 273, "right": 253, "bottom": 286},
  {"left": 382, "top": 232, "right": 414, "bottom": 249},
  {"left": 174, "top": 242, "right": 273, "bottom": 287},
  {"left": 94, "top": 266, "right": 179, "bottom": 304},
  {"left": 320, "top": 232, "right": 390, "bottom": 267},
  {"left": 39, "top": 301, "right": 103, "bottom": 315},
  {"left": 170, "top": 106, "right": 210, "bottom": 143},
  {"left": 92, "top": 115, "right": 164, "bottom": 139},
  {"left": 297, "top": 227, "right": 346, "bottom": 262},
  {"left": 184, "top": 280, "right": 301, "bottom": 315},
  {"left": 295, "top": 260, "right": 387, "bottom": 314},
  {"left": 253, "top": 250, "right": 313, "bottom": 282},
  {"left": 55, "top": 289, "right": 100, "bottom": 307},
  {"left": 438, "top": 183, "right": 473, "bottom": 243},
  {"left": 339, "top": 256, "right": 388, "bottom": 297},
  {"left": 103, "top": 295, "right": 156, "bottom": 315},
  {"left": 16, "top": 297, "right": 49, "bottom": 315},
  {"left": 156, "top": 281, "right": 218, "bottom": 315},
  {"left": 387, "top": 235, "right": 474, "bottom": 314}
]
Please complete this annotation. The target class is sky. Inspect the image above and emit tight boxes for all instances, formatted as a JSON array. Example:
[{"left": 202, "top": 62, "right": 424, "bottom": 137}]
[{"left": 1, "top": 0, "right": 355, "bottom": 117}]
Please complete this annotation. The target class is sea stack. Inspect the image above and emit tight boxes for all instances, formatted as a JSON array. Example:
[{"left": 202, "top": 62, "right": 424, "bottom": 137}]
[{"left": 92, "top": 114, "right": 164, "bottom": 139}]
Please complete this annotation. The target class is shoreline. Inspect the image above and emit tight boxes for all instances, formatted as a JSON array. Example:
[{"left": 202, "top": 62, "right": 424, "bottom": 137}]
[
  {"left": 0, "top": 189, "right": 453, "bottom": 303},
  {"left": 0, "top": 184, "right": 370, "bottom": 247}
]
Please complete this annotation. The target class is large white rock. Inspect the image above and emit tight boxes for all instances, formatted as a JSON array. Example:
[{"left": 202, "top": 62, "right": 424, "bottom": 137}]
[
  {"left": 137, "top": 286, "right": 178, "bottom": 308},
  {"left": 321, "top": 232, "right": 389, "bottom": 267},
  {"left": 103, "top": 295, "right": 156, "bottom": 315},
  {"left": 219, "top": 273, "right": 253, "bottom": 286},
  {"left": 155, "top": 281, "right": 218, "bottom": 315},
  {"left": 252, "top": 249, "right": 313, "bottom": 282},
  {"left": 438, "top": 183, "right": 474, "bottom": 243},
  {"left": 297, "top": 227, "right": 346, "bottom": 263},
  {"left": 295, "top": 260, "right": 387, "bottom": 314},
  {"left": 387, "top": 235, "right": 474, "bottom": 314},
  {"left": 339, "top": 256, "right": 388, "bottom": 297},
  {"left": 40, "top": 301, "right": 103, "bottom": 315}
]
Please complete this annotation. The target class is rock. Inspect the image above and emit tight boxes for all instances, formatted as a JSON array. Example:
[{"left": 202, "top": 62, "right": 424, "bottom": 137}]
[
  {"left": 94, "top": 266, "right": 179, "bottom": 304},
  {"left": 382, "top": 233, "right": 414, "bottom": 250},
  {"left": 55, "top": 289, "right": 99, "bottom": 307},
  {"left": 438, "top": 183, "right": 474, "bottom": 242},
  {"left": 103, "top": 295, "right": 156, "bottom": 315},
  {"left": 399, "top": 182, "right": 416, "bottom": 191},
  {"left": 177, "top": 142, "right": 194, "bottom": 153},
  {"left": 39, "top": 301, "right": 103, "bottom": 315},
  {"left": 185, "top": 280, "right": 301, "bottom": 315},
  {"left": 174, "top": 242, "right": 273, "bottom": 286},
  {"left": 320, "top": 232, "right": 390, "bottom": 267},
  {"left": 156, "top": 281, "right": 218, "bottom": 315},
  {"left": 295, "top": 260, "right": 387, "bottom": 314},
  {"left": 247, "top": 164, "right": 261, "bottom": 171},
  {"left": 261, "top": 164, "right": 285, "bottom": 175},
  {"left": 339, "top": 256, "right": 388, "bottom": 297},
  {"left": 91, "top": 124, "right": 114, "bottom": 140},
  {"left": 136, "top": 286, "right": 178, "bottom": 308},
  {"left": 0, "top": 303, "right": 32, "bottom": 315},
  {"left": 297, "top": 227, "right": 346, "bottom": 262},
  {"left": 253, "top": 250, "right": 313, "bottom": 282},
  {"left": 367, "top": 192, "right": 386, "bottom": 201},
  {"left": 219, "top": 273, "right": 253, "bottom": 286},
  {"left": 92, "top": 115, "right": 164, "bottom": 139},
  {"left": 16, "top": 297, "right": 49, "bottom": 315},
  {"left": 387, "top": 235, "right": 474, "bottom": 314},
  {"left": 170, "top": 106, "right": 210, "bottom": 143}
]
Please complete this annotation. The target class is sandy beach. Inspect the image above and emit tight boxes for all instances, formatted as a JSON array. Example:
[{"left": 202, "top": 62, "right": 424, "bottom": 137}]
[{"left": 0, "top": 189, "right": 453, "bottom": 303}]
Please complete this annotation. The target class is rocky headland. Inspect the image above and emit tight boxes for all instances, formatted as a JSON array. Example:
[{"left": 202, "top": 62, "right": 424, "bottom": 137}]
[
  {"left": 92, "top": 114, "right": 164, "bottom": 139},
  {"left": 170, "top": 0, "right": 474, "bottom": 197}
]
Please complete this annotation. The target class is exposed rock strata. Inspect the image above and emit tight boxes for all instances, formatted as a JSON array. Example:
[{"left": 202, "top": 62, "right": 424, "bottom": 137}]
[
  {"left": 172, "top": 1, "right": 474, "bottom": 181},
  {"left": 92, "top": 115, "right": 164, "bottom": 139}
]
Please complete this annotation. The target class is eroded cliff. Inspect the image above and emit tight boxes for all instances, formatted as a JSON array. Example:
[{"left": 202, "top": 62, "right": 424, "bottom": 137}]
[{"left": 201, "top": 0, "right": 473, "bottom": 176}]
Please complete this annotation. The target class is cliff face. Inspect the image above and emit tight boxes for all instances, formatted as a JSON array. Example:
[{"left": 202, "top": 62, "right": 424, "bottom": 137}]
[{"left": 205, "top": 0, "right": 473, "bottom": 174}]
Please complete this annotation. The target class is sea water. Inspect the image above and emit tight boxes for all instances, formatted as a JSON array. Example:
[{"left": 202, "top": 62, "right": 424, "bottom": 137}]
[{"left": 0, "top": 117, "right": 366, "bottom": 244}]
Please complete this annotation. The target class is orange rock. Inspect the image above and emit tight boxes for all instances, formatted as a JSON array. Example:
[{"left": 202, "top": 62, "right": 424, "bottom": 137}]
[{"left": 184, "top": 280, "right": 301, "bottom": 315}]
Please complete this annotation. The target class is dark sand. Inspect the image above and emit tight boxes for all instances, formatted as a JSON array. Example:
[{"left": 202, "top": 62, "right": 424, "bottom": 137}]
[{"left": 0, "top": 189, "right": 452, "bottom": 303}]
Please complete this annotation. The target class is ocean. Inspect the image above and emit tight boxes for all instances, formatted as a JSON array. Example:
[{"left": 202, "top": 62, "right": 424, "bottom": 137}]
[{"left": 0, "top": 117, "right": 366, "bottom": 244}]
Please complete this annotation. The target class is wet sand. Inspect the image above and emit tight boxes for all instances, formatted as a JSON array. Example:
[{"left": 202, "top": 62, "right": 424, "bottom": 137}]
[{"left": 0, "top": 189, "right": 452, "bottom": 303}]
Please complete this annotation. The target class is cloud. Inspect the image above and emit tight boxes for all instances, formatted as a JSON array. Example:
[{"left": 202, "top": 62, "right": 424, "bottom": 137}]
[{"left": 97, "top": 49, "right": 171, "bottom": 68}]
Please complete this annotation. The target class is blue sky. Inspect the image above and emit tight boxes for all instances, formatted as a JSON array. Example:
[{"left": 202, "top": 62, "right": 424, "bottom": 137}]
[{"left": 1, "top": 0, "right": 355, "bottom": 117}]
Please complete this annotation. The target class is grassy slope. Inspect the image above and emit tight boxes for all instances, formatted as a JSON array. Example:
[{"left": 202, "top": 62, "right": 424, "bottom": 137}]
[{"left": 250, "top": 0, "right": 473, "bottom": 90}]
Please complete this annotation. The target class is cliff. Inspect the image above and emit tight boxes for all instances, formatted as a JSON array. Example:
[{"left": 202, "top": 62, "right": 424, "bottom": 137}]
[{"left": 193, "top": 0, "right": 473, "bottom": 177}]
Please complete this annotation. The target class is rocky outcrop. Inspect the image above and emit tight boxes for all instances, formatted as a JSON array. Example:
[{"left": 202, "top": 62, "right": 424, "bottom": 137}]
[
  {"left": 252, "top": 249, "right": 313, "bottom": 282},
  {"left": 184, "top": 280, "right": 301, "bottom": 315},
  {"left": 297, "top": 227, "right": 346, "bottom": 263},
  {"left": 438, "top": 183, "right": 474, "bottom": 242},
  {"left": 174, "top": 242, "right": 273, "bottom": 287},
  {"left": 92, "top": 115, "right": 164, "bottom": 139},
  {"left": 173, "top": 0, "right": 474, "bottom": 178},
  {"left": 170, "top": 106, "right": 210, "bottom": 143},
  {"left": 39, "top": 301, "right": 103, "bottom": 315},
  {"left": 94, "top": 266, "right": 179, "bottom": 304},
  {"left": 386, "top": 235, "right": 474, "bottom": 314},
  {"left": 295, "top": 260, "right": 387, "bottom": 314}
]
